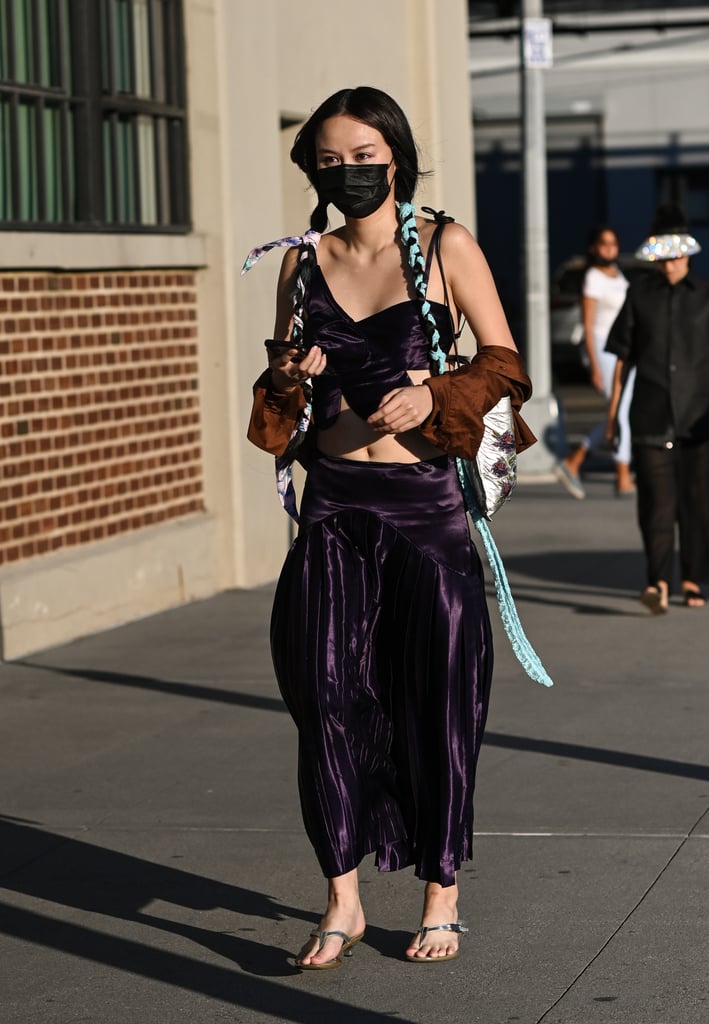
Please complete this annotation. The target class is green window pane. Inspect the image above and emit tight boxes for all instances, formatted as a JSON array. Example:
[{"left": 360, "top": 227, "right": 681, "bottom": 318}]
[
  {"left": 150, "top": 0, "right": 165, "bottom": 102},
  {"left": 102, "top": 0, "right": 133, "bottom": 93},
  {"left": 3, "top": 0, "right": 60, "bottom": 87},
  {"left": 103, "top": 115, "right": 114, "bottom": 221},
  {"left": 0, "top": 0, "right": 8, "bottom": 80},
  {"left": 61, "top": 0, "right": 70, "bottom": 88},
  {"left": 13, "top": 0, "right": 32, "bottom": 83},
  {"left": 115, "top": 0, "right": 132, "bottom": 93},
  {"left": 133, "top": 0, "right": 150, "bottom": 98},
  {"left": 99, "top": 0, "right": 110, "bottom": 91},
  {"left": 137, "top": 114, "right": 156, "bottom": 223},
  {"left": 155, "top": 115, "right": 168, "bottom": 223},
  {"left": 17, "top": 100, "right": 38, "bottom": 218},
  {"left": 0, "top": 100, "right": 10, "bottom": 217},
  {"left": 116, "top": 116, "right": 136, "bottom": 221},
  {"left": 65, "top": 103, "right": 74, "bottom": 220},
  {"left": 43, "top": 104, "right": 61, "bottom": 219},
  {"left": 2, "top": 0, "right": 187, "bottom": 228},
  {"left": 38, "top": 0, "right": 53, "bottom": 87}
]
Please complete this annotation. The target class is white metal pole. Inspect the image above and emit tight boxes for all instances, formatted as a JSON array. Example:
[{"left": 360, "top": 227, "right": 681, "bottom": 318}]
[{"left": 519, "top": 0, "right": 559, "bottom": 473}]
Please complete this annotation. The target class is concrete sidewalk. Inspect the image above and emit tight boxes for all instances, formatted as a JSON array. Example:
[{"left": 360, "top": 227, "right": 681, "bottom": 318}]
[{"left": 1, "top": 478, "right": 708, "bottom": 1024}]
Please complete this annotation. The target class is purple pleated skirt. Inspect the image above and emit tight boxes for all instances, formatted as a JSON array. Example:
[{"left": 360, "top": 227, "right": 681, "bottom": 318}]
[{"left": 270, "top": 450, "right": 493, "bottom": 887}]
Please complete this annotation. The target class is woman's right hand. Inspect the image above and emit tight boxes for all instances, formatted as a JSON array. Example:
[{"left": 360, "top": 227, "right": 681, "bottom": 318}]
[
  {"left": 589, "top": 363, "right": 604, "bottom": 394},
  {"left": 270, "top": 344, "right": 327, "bottom": 391}
]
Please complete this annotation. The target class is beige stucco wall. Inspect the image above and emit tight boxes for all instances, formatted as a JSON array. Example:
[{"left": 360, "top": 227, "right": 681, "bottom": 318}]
[
  {"left": 222, "top": 0, "right": 475, "bottom": 586},
  {"left": 0, "top": 0, "right": 475, "bottom": 658}
]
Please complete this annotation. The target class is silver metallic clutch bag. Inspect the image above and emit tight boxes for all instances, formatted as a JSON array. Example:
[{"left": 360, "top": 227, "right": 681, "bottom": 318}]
[{"left": 460, "top": 396, "right": 517, "bottom": 520}]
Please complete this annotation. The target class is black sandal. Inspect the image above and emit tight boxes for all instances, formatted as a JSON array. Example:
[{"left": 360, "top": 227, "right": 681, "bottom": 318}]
[
  {"left": 682, "top": 585, "right": 706, "bottom": 608},
  {"left": 640, "top": 584, "right": 668, "bottom": 615}
]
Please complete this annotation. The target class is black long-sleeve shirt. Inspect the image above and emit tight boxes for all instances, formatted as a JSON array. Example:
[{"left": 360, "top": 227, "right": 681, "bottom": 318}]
[{"left": 605, "top": 271, "right": 709, "bottom": 445}]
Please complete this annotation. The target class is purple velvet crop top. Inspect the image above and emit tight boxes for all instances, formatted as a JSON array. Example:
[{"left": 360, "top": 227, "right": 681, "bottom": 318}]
[{"left": 302, "top": 260, "right": 455, "bottom": 429}]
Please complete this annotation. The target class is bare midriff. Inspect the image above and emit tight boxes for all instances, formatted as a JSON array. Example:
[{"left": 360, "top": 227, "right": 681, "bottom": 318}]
[{"left": 315, "top": 368, "right": 444, "bottom": 463}]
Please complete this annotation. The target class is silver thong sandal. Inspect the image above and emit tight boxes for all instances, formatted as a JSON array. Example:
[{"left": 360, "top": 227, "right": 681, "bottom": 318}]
[
  {"left": 295, "top": 928, "right": 365, "bottom": 971},
  {"left": 405, "top": 922, "right": 469, "bottom": 963}
]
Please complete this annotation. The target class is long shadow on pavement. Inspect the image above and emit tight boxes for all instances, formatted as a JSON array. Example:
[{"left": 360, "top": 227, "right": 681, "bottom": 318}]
[
  {"left": 0, "top": 817, "right": 416, "bottom": 1022},
  {"left": 12, "top": 662, "right": 287, "bottom": 713},
  {"left": 9, "top": 666, "right": 709, "bottom": 782},
  {"left": 483, "top": 733, "right": 709, "bottom": 782},
  {"left": 503, "top": 550, "right": 646, "bottom": 593}
]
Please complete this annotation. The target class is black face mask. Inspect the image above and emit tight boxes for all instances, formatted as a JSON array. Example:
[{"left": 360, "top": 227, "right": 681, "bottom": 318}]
[
  {"left": 317, "top": 160, "right": 394, "bottom": 219},
  {"left": 591, "top": 255, "right": 616, "bottom": 267}
]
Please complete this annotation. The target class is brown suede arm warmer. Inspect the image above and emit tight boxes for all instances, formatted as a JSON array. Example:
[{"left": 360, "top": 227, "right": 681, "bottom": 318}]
[
  {"left": 246, "top": 369, "right": 307, "bottom": 456},
  {"left": 247, "top": 347, "right": 536, "bottom": 461},
  {"left": 419, "top": 345, "right": 536, "bottom": 460}
]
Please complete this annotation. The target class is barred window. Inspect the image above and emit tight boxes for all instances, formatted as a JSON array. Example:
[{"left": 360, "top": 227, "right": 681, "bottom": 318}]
[{"left": 0, "top": 0, "right": 189, "bottom": 231}]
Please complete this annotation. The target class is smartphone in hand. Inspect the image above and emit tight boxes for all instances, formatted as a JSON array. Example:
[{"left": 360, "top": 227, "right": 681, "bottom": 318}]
[{"left": 264, "top": 339, "right": 306, "bottom": 362}]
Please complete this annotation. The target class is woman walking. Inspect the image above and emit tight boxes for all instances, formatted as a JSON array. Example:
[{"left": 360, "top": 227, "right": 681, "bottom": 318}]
[
  {"left": 245, "top": 86, "right": 536, "bottom": 967},
  {"left": 555, "top": 225, "right": 635, "bottom": 498}
]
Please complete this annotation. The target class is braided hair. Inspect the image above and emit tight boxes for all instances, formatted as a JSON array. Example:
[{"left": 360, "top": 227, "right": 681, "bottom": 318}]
[
  {"left": 398, "top": 202, "right": 447, "bottom": 376},
  {"left": 289, "top": 244, "right": 317, "bottom": 350}
]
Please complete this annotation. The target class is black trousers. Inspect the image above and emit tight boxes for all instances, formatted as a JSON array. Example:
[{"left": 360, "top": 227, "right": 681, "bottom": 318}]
[{"left": 633, "top": 438, "right": 709, "bottom": 588}]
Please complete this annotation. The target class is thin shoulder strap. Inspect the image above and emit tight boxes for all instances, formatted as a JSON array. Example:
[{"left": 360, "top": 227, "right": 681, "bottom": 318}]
[
  {"left": 423, "top": 223, "right": 442, "bottom": 282},
  {"left": 421, "top": 207, "right": 466, "bottom": 341}
]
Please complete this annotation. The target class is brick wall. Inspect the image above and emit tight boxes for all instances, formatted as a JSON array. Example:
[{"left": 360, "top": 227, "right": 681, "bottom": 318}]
[{"left": 0, "top": 270, "right": 204, "bottom": 567}]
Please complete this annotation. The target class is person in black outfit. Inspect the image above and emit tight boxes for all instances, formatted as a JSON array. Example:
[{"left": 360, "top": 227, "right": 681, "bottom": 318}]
[{"left": 606, "top": 205, "right": 709, "bottom": 613}]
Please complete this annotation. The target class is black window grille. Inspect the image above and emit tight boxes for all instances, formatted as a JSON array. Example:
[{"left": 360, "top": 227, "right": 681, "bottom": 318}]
[{"left": 0, "top": 0, "right": 189, "bottom": 231}]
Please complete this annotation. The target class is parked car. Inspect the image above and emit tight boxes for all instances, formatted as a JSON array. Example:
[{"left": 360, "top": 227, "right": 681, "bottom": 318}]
[{"left": 550, "top": 254, "right": 660, "bottom": 383}]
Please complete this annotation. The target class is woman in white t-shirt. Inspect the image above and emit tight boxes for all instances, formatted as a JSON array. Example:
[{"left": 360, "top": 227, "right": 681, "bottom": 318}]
[{"left": 555, "top": 226, "right": 636, "bottom": 498}]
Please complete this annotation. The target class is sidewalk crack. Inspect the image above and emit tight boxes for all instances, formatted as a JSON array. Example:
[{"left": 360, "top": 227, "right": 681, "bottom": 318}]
[{"left": 534, "top": 803, "right": 709, "bottom": 1024}]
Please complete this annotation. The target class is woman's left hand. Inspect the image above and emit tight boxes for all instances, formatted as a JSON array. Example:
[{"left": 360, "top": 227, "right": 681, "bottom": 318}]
[
  {"left": 590, "top": 366, "right": 604, "bottom": 393},
  {"left": 367, "top": 385, "right": 433, "bottom": 434},
  {"left": 605, "top": 415, "right": 619, "bottom": 450}
]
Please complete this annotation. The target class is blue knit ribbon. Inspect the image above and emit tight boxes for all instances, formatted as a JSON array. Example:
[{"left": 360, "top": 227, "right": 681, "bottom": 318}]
[
  {"left": 400, "top": 201, "right": 552, "bottom": 687},
  {"left": 457, "top": 462, "right": 553, "bottom": 687}
]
